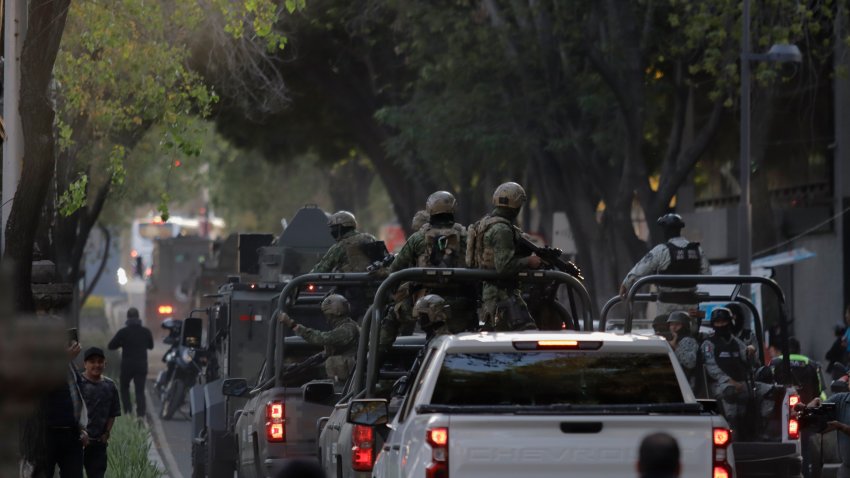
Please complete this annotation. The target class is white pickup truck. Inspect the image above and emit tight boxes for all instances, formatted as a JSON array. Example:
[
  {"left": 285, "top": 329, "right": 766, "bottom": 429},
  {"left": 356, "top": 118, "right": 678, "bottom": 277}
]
[{"left": 352, "top": 331, "right": 735, "bottom": 478}]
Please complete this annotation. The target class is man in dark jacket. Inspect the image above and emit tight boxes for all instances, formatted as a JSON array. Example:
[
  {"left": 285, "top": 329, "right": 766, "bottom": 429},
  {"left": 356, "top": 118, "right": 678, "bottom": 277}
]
[{"left": 108, "top": 307, "right": 153, "bottom": 417}]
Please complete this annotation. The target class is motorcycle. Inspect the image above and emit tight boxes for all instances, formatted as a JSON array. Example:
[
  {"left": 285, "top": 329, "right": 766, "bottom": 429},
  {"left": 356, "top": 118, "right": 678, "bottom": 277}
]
[{"left": 156, "top": 318, "right": 205, "bottom": 420}]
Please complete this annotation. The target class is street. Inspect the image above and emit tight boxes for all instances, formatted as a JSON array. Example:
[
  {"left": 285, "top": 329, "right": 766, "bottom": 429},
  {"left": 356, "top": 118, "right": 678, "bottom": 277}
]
[{"left": 148, "top": 379, "right": 194, "bottom": 478}]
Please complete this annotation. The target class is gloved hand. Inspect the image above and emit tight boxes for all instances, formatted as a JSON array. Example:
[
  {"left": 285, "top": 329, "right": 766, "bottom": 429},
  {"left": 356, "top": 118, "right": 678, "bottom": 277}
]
[{"left": 278, "top": 311, "right": 296, "bottom": 329}]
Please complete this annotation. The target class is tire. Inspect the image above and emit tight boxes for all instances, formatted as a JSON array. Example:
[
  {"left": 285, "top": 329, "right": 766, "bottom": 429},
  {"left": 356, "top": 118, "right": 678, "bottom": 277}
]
[
  {"left": 191, "top": 441, "right": 207, "bottom": 478},
  {"left": 162, "top": 380, "right": 186, "bottom": 420}
]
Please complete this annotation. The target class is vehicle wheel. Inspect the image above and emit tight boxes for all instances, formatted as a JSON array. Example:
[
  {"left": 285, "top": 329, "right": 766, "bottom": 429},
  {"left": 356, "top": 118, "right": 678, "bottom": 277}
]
[
  {"left": 191, "top": 441, "right": 206, "bottom": 478},
  {"left": 162, "top": 380, "right": 185, "bottom": 420}
]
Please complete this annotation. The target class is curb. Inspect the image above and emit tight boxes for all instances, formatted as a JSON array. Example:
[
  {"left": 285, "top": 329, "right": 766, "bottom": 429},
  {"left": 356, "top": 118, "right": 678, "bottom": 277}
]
[{"left": 146, "top": 388, "right": 186, "bottom": 478}]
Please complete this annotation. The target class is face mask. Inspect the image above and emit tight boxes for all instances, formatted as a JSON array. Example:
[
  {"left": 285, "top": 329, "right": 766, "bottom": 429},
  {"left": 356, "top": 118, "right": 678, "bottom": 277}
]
[
  {"left": 330, "top": 226, "right": 343, "bottom": 240},
  {"left": 713, "top": 325, "right": 731, "bottom": 339}
]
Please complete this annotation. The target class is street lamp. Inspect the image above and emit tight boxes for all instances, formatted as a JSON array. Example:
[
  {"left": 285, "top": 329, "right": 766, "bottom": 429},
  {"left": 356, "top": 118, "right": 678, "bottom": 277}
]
[{"left": 739, "top": 0, "right": 802, "bottom": 289}]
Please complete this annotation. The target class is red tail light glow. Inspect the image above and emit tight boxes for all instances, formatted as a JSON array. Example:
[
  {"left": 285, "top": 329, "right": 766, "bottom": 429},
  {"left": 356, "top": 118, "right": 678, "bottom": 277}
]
[
  {"left": 157, "top": 305, "right": 173, "bottom": 315},
  {"left": 307, "top": 284, "right": 316, "bottom": 292},
  {"left": 789, "top": 395, "right": 800, "bottom": 408},
  {"left": 788, "top": 418, "right": 800, "bottom": 440},
  {"left": 712, "top": 427, "right": 731, "bottom": 478},
  {"left": 265, "top": 401, "right": 285, "bottom": 443},
  {"left": 351, "top": 425, "right": 375, "bottom": 472},
  {"left": 426, "top": 427, "right": 449, "bottom": 478}
]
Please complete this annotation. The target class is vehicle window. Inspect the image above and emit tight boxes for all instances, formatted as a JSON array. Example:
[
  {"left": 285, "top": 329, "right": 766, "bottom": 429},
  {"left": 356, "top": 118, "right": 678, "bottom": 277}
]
[
  {"left": 373, "top": 346, "right": 421, "bottom": 399},
  {"left": 398, "top": 348, "right": 437, "bottom": 423},
  {"left": 429, "top": 352, "right": 683, "bottom": 406},
  {"left": 279, "top": 343, "right": 327, "bottom": 386}
]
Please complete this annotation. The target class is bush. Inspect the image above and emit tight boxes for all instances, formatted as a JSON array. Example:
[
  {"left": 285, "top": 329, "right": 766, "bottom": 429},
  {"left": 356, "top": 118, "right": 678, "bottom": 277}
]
[{"left": 104, "top": 416, "right": 163, "bottom": 478}]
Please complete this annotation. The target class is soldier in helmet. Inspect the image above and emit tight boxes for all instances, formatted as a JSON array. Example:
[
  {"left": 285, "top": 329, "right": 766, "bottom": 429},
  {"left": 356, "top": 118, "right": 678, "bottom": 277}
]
[
  {"left": 379, "top": 192, "right": 472, "bottom": 345},
  {"left": 279, "top": 294, "right": 360, "bottom": 384},
  {"left": 411, "top": 210, "right": 430, "bottom": 232},
  {"left": 413, "top": 294, "right": 452, "bottom": 340},
  {"left": 619, "top": 213, "right": 710, "bottom": 317},
  {"left": 311, "top": 211, "right": 378, "bottom": 273},
  {"left": 467, "top": 182, "right": 542, "bottom": 331}
]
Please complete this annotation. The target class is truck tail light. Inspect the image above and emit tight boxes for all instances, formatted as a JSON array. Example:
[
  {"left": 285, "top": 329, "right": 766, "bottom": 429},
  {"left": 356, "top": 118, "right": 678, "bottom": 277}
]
[
  {"left": 351, "top": 424, "right": 375, "bottom": 472},
  {"left": 712, "top": 427, "right": 731, "bottom": 478},
  {"left": 513, "top": 340, "right": 602, "bottom": 350},
  {"left": 157, "top": 305, "right": 173, "bottom": 315},
  {"left": 788, "top": 393, "right": 801, "bottom": 440},
  {"left": 426, "top": 427, "right": 448, "bottom": 478},
  {"left": 265, "top": 401, "right": 285, "bottom": 442}
]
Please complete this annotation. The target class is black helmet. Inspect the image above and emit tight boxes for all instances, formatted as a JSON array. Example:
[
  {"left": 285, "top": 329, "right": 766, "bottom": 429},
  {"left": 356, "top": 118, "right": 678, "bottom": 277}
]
[
  {"left": 657, "top": 213, "right": 685, "bottom": 229},
  {"left": 724, "top": 303, "right": 748, "bottom": 333},
  {"left": 710, "top": 307, "right": 733, "bottom": 324}
]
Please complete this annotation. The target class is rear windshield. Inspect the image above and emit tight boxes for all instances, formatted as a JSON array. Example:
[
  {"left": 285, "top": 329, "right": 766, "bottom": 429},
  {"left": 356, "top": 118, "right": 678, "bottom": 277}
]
[{"left": 429, "top": 351, "right": 683, "bottom": 406}]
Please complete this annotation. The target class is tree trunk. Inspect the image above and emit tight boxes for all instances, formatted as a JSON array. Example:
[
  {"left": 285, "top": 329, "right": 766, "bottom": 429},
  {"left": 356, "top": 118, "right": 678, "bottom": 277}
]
[{"left": 4, "top": 0, "right": 71, "bottom": 313}]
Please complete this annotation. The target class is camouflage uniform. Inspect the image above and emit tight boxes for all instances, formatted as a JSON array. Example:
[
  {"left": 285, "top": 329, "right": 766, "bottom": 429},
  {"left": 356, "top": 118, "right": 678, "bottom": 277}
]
[
  {"left": 311, "top": 229, "right": 378, "bottom": 273},
  {"left": 468, "top": 208, "right": 537, "bottom": 331},
  {"left": 621, "top": 236, "right": 711, "bottom": 317},
  {"left": 294, "top": 318, "right": 359, "bottom": 382}
]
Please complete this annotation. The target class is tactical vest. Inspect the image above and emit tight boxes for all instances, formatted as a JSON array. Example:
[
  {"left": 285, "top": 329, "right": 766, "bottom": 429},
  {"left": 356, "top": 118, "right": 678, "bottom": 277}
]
[
  {"left": 339, "top": 232, "right": 377, "bottom": 272},
  {"left": 466, "top": 215, "right": 516, "bottom": 269},
  {"left": 418, "top": 223, "right": 466, "bottom": 268},
  {"left": 709, "top": 336, "right": 748, "bottom": 382},
  {"left": 324, "top": 320, "right": 360, "bottom": 358},
  {"left": 663, "top": 241, "right": 702, "bottom": 275}
]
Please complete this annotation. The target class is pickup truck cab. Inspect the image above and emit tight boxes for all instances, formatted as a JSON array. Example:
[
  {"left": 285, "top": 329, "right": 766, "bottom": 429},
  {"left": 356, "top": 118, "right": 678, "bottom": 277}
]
[{"left": 367, "top": 331, "right": 734, "bottom": 478}]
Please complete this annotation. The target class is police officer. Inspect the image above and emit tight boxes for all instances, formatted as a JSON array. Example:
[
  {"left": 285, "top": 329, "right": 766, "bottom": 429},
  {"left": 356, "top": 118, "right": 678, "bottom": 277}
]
[
  {"left": 667, "top": 311, "right": 699, "bottom": 389},
  {"left": 770, "top": 337, "right": 824, "bottom": 403},
  {"left": 279, "top": 294, "right": 359, "bottom": 384},
  {"left": 311, "top": 211, "right": 378, "bottom": 273},
  {"left": 620, "top": 214, "right": 710, "bottom": 317},
  {"left": 413, "top": 294, "right": 452, "bottom": 340},
  {"left": 467, "top": 182, "right": 541, "bottom": 331},
  {"left": 702, "top": 307, "right": 774, "bottom": 438},
  {"left": 726, "top": 302, "right": 759, "bottom": 350}
]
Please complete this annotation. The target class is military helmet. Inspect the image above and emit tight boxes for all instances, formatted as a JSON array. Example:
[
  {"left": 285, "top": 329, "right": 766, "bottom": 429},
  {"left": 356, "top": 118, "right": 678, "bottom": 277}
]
[
  {"left": 492, "top": 182, "right": 526, "bottom": 209},
  {"left": 426, "top": 191, "right": 457, "bottom": 216},
  {"left": 657, "top": 213, "right": 685, "bottom": 229},
  {"left": 666, "top": 311, "right": 690, "bottom": 324},
  {"left": 413, "top": 294, "right": 449, "bottom": 325},
  {"left": 321, "top": 294, "right": 351, "bottom": 317},
  {"left": 710, "top": 307, "right": 733, "bottom": 324},
  {"left": 328, "top": 211, "right": 357, "bottom": 229}
]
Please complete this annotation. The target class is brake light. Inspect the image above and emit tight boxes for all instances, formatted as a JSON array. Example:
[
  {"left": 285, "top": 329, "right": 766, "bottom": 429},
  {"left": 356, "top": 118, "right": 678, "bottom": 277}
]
[
  {"left": 513, "top": 340, "right": 602, "bottom": 350},
  {"left": 158, "top": 305, "right": 173, "bottom": 315},
  {"left": 426, "top": 427, "right": 448, "bottom": 478},
  {"left": 265, "top": 401, "right": 285, "bottom": 442},
  {"left": 788, "top": 393, "right": 801, "bottom": 440},
  {"left": 712, "top": 427, "right": 731, "bottom": 478},
  {"left": 307, "top": 284, "right": 316, "bottom": 292},
  {"left": 351, "top": 425, "right": 375, "bottom": 471},
  {"left": 788, "top": 418, "right": 800, "bottom": 440}
]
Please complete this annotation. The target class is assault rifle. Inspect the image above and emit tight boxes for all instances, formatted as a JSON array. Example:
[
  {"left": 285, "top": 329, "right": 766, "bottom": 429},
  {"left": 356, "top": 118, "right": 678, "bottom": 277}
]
[
  {"left": 366, "top": 253, "right": 396, "bottom": 274},
  {"left": 279, "top": 351, "right": 327, "bottom": 382},
  {"left": 516, "top": 235, "right": 583, "bottom": 281},
  {"left": 516, "top": 234, "right": 584, "bottom": 327}
]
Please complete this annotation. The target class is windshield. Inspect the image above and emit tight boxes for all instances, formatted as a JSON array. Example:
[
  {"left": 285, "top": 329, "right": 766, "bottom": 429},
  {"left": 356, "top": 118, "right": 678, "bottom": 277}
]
[{"left": 429, "top": 351, "right": 683, "bottom": 406}]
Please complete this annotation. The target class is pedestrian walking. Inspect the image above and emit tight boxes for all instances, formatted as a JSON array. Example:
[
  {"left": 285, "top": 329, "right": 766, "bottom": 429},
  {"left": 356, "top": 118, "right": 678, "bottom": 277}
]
[
  {"left": 79, "top": 347, "right": 121, "bottom": 478},
  {"left": 108, "top": 307, "right": 153, "bottom": 417}
]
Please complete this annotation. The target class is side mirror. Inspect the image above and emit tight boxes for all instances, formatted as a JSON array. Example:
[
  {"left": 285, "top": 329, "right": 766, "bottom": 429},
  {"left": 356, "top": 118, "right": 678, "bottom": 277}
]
[
  {"left": 181, "top": 317, "right": 203, "bottom": 348},
  {"left": 303, "top": 381, "right": 336, "bottom": 404},
  {"left": 222, "top": 378, "right": 249, "bottom": 398},
  {"left": 347, "top": 399, "right": 389, "bottom": 426}
]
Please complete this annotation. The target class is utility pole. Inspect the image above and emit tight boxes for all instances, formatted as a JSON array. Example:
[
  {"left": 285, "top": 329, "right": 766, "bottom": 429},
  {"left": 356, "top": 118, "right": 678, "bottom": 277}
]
[
  {"left": 1, "top": 0, "right": 25, "bottom": 256},
  {"left": 739, "top": 0, "right": 752, "bottom": 292}
]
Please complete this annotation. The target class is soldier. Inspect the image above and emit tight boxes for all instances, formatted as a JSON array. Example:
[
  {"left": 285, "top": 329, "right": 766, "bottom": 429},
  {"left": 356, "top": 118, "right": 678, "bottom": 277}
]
[
  {"left": 279, "top": 294, "right": 359, "bottom": 384},
  {"left": 380, "top": 192, "right": 471, "bottom": 346},
  {"left": 413, "top": 294, "right": 452, "bottom": 340},
  {"left": 311, "top": 211, "right": 378, "bottom": 273},
  {"left": 411, "top": 209, "right": 430, "bottom": 232},
  {"left": 619, "top": 213, "right": 710, "bottom": 318},
  {"left": 467, "top": 181, "right": 542, "bottom": 331}
]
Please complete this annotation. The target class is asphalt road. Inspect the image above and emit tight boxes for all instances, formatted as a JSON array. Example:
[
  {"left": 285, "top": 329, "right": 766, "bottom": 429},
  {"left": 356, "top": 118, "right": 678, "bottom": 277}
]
[{"left": 147, "top": 343, "right": 194, "bottom": 478}]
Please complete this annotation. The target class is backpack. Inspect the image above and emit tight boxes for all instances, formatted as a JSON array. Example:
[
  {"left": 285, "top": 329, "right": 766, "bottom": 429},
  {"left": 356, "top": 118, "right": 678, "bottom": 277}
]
[{"left": 418, "top": 224, "right": 466, "bottom": 268}]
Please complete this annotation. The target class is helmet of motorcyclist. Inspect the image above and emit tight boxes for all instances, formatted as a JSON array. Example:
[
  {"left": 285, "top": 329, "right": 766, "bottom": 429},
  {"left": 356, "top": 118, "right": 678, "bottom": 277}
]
[
  {"left": 426, "top": 191, "right": 457, "bottom": 216},
  {"left": 413, "top": 294, "right": 449, "bottom": 332},
  {"left": 321, "top": 294, "right": 351, "bottom": 320},
  {"left": 492, "top": 182, "right": 527, "bottom": 210}
]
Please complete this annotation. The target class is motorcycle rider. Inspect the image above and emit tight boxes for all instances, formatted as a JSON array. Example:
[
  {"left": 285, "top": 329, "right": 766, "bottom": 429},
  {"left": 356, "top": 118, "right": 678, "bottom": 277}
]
[
  {"left": 279, "top": 294, "right": 359, "bottom": 384},
  {"left": 467, "top": 182, "right": 542, "bottom": 331},
  {"left": 620, "top": 214, "right": 710, "bottom": 318}
]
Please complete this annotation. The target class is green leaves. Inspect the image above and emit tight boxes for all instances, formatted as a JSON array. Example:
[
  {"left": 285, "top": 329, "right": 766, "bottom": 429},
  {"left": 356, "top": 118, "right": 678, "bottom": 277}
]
[{"left": 58, "top": 175, "right": 89, "bottom": 217}]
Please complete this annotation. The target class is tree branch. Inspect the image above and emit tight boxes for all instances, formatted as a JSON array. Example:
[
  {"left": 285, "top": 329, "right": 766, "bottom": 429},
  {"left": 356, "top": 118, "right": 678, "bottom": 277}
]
[{"left": 80, "top": 224, "right": 110, "bottom": 307}]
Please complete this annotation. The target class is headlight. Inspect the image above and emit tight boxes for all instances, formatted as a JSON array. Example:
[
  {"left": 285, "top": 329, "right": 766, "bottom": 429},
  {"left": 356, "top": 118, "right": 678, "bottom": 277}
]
[{"left": 182, "top": 349, "right": 194, "bottom": 363}]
